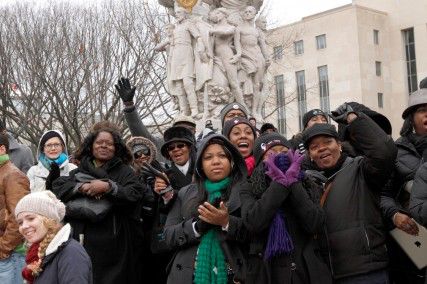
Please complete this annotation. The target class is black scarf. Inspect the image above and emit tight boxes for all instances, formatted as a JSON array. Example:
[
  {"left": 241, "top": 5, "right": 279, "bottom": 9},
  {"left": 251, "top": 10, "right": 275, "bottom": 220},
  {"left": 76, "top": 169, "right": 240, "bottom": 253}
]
[
  {"left": 79, "top": 156, "right": 122, "bottom": 179},
  {"left": 311, "top": 153, "right": 348, "bottom": 179},
  {"left": 407, "top": 133, "right": 427, "bottom": 157}
]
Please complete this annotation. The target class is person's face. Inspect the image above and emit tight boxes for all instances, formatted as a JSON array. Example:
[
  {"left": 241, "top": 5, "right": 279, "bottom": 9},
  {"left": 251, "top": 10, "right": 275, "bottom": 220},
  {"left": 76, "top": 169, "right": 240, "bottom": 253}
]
[
  {"left": 202, "top": 144, "right": 232, "bottom": 182},
  {"left": 306, "top": 115, "right": 328, "bottom": 129},
  {"left": 0, "top": 144, "right": 6, "bottom": 156},
  {"left": 175, "top": 9, "right": 186, "bottom": 22},
  {"left": 17, "top": 212, "right": 48, "bottom": 244},
  {"left": 133, "top": 146, "right": 151, "bottom": 165},
  {"left": 92, "top": 131, "right": 115, "bottom": 164},
  {"left": 243, "top": 7, "right": 256, "bottom": 20},
  {"left": 256, "top": 18, "right": 267, "bottom": 30},
  {"left": 262, "top": 145, "right": 289, "bottom": 161},
  {"left": 229, "top": 124, "right": 254, "bottom": 158},
  {"left": 224, "top": 109, "right": 246, "bottom": 123},
  {"left": 167, "top": 142, "right": 190, "bottom": 166},
  {"left": 249, "top": 119, "right": 256, "bottom": 127},
  {"left": 412, "top": 104, "right": 427, "bottom": 136},
  {"left": 308, "top": 136, "right": 342, "bottom": 169},
  {"left": 43, "top": 137, "right": 63, "bottom": 160}
]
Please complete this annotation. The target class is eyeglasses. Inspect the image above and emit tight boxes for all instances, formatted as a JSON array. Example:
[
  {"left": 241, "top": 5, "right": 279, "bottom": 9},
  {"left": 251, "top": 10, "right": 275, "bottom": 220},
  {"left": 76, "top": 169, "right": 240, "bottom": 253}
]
[
  {"left": 134, "top": 148, "right": 150, "bottom": 159},
  {"left": 44, "top": 143, "right": 62, "bottom": 150},
  {"left": 167, "top": 143, "right": 186, "bottom": 152}
]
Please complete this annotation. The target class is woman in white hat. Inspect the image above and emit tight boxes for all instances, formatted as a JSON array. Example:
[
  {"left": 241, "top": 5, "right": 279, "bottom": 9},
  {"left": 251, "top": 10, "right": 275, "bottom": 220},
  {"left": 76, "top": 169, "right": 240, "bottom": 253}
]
[{"left": 15, "top": 191, "right": 92, "bottom": 284}]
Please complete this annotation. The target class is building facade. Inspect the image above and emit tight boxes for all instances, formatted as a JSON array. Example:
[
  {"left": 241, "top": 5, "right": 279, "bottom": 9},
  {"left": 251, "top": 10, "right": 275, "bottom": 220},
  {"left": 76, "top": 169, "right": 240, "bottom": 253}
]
[{"left": 265, "top": 0, "right": 427, "bottom": 139}]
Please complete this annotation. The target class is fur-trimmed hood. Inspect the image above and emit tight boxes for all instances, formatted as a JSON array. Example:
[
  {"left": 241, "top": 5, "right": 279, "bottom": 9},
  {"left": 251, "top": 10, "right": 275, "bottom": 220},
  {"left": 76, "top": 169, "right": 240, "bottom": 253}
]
[{"left": 126, "top": 136, "right": 157, "bottom": 164}]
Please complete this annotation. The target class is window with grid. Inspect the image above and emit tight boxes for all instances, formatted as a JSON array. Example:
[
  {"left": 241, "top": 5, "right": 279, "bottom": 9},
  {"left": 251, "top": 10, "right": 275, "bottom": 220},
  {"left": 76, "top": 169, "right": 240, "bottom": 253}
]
[
  {"left": 273, "top": 45, "right": 284, "bottom": 60},
  {"left": 403, "top": 28, "right": 418, "bottom": 94},
  {"left": 373, "top": 29, "right": 379, "bottom": 45},
  {"left": 294, "top": 40, "right": 304, "bottom": 55},
  {"left": 375, "top": 61, "right": 382, "bottom": 76},
  {"left": 275, "top": 75, "right": 286, "bottom": 135},
  {"left": 318, "top": 65, "right": 330, "bottom": 114},
  {"left": 378, "top": 93, "right": 383, "bottom": 108}
]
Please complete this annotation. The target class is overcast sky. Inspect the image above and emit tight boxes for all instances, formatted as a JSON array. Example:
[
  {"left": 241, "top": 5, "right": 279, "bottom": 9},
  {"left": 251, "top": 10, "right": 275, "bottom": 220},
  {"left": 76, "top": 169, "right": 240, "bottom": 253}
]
[{"left": 1, "top": 0, "right": 352, "bottom": 26}]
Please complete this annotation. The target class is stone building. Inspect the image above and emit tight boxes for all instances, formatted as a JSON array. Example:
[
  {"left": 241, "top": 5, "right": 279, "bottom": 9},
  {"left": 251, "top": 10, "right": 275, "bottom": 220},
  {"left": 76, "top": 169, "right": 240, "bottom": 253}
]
[{"left": 265, "top": 0, "right": 427, "bottom": 139}]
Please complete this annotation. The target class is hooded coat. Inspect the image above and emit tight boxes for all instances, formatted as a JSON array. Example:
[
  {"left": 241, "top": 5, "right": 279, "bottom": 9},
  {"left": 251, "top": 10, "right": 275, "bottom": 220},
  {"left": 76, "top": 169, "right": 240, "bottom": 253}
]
[
  {"left": 27, "top": 130, "right": 77, "bottom": 193},
  {"left": 164, "top": 134, "right": 248, "bottom": 284}
]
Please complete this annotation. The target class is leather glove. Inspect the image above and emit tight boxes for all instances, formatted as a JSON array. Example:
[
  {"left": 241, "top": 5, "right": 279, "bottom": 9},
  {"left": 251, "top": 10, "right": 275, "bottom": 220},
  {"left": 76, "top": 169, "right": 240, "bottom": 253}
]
[
  {"left": 115, "top": 77, "right": 136, "bottom": 103},
  {"left": 329, "top": 102, "right": 355, "bottom": 124},
  {"left": 45, "top": 162, "right": 60, "bottom": 191},
  {"left": 194, "top": 218, "right": 215, "bottom": 235}
]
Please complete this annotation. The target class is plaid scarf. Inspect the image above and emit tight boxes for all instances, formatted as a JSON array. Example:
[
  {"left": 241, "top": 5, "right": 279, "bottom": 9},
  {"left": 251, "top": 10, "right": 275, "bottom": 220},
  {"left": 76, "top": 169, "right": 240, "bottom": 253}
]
[{"left": 194, "top": 177, "right": 230, "bottom": 284}]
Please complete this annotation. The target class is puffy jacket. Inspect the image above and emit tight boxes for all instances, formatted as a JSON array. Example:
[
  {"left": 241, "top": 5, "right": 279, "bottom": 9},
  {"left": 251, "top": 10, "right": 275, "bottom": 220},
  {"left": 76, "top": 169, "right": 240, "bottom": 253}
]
[
  {"left": 307, "top": 114, "right": 397, "bottom": 279},
  {"left": 410, "top": 163, "right": 427, "bottom": 226}
]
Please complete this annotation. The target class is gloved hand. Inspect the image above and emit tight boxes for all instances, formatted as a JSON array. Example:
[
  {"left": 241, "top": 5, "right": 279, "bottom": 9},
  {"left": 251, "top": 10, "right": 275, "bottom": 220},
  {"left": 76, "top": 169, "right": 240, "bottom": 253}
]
[
  {"left": 329, "top": 103, "right": 355, "bottom": 124},
  {"left": 284, "top": 150, "right": 304, "bottom": 183},
  {"left": 114, "top": 77, "right": 136, "bottom": 103},
  {"left": 45, "top": 162, "right": 60, "bottom": 191},
  {"left": 194, "top": 218, "right": 215, "bottom": 235}
]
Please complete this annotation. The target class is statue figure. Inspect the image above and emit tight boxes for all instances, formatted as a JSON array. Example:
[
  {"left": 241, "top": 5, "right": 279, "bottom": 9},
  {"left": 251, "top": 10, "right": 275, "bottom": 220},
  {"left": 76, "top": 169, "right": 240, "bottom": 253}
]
[
  {"left": 255, "top": 15, "right": 270, "bottom": 115},
  {"left": 165, "top": 7, "right": 209, "bottom": 118},
  {"left": 208, "top": 8, "right": 249, "bottom": 111},
  {"left": 237, "top": 6, "right": 269, "bottom": 118}
]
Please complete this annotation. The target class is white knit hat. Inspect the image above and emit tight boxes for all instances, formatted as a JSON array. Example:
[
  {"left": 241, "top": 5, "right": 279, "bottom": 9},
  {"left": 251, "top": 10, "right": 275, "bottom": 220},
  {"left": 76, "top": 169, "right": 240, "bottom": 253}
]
[{"left": 15, "top": 191, "right": 66, "bottom": 222}]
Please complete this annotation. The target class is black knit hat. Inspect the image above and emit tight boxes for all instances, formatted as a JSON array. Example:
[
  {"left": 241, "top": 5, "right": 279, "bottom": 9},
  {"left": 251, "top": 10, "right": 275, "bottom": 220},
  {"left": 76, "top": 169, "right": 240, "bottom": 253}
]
[
  {"left": 302, "top": 109, "right": 327, "bottom": 129},
  {"left": 253, "top": 132, "right": 292, "bottom": 165},
  {"left": 260, "top": 123, "right": 277, "bottom": 134},
  {"left": 39, "top": 130, "right": 65, "bottom": 152},
  {"left": 160, "top": 126, "right": 195, "bottom": 159},
  {"left": 222, "top": 117, "right": 256, "bottom": 139},
  {"left": 219, "top": 102, "right": 248, "bottom": 126},
  {"left": 303, "top": 123, "right": 339, "bottom": 148}
]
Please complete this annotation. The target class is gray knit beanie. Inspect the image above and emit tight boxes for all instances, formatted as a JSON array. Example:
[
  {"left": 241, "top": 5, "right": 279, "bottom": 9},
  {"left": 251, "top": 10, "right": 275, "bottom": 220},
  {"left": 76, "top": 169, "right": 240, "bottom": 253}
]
[{"left": 15, "top": 191, "right": 66, "bottom": 222}]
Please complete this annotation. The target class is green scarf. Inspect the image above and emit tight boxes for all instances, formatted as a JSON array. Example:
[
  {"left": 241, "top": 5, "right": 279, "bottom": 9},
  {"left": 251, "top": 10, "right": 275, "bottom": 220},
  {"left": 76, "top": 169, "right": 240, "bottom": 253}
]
[
  {"left": 0, "top": 154, "right": 10, "bottom": 166},
  {"left": 194, "top": 177, "right": 231, "bottom": 284}
]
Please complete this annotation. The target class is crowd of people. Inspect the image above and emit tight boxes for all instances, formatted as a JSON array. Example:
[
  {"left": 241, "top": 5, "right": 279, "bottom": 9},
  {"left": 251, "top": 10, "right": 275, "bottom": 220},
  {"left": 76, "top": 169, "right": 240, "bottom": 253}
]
[{"left": 0, "top": 77, "right": 426, "bottom": 284}]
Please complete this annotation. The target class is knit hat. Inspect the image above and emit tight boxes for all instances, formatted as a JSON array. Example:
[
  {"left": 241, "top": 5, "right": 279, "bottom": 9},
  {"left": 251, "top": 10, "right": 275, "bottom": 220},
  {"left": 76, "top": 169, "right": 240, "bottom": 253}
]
[
  {"left": 15, "top": 191, "right": 66, "bottom": 222},
  {"left": 402, "top": 88, "right": 427, "bottom": 119},
  {"left": 39, "top": 130, "right": 65, "bottom": 152},
  {"left": 260, "top": 123, "right": 277, "bottom": 134},
  {"left": 160, "top": 126, "right": 195, "bottom": 159},
  {"left": 302, "top": 109, "right": 328, "bottom": 129},
  {"left": 126, "top": 136, "right": 157, "bottom": 164},
  {"left": 219, "top": 102, "right": 248, "bottom": 126},
  {"left": 253, "top": 132, "right": 292, "bottom": 165},
  {"left": 222, "top": 117, "right": 256, "bottom": 139},
  {"left": 303, "top": 123, "right": 339, "bottom": 148}
]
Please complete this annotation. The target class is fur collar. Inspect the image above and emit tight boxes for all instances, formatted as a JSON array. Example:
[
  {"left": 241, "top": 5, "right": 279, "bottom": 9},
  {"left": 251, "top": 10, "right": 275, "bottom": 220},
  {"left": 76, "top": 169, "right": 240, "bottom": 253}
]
[{"left": 45, "top": 223, "right": 71, "bottom": 256}]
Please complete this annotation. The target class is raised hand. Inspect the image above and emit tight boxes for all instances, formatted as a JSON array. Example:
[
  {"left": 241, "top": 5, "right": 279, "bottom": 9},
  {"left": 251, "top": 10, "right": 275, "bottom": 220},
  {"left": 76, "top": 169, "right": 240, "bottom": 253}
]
[
  {"left": 114, "top": 77, "right": 136, "bottom": 103},
  {"left": 329, "top": 102, "right": 356, "bottom": 124}
]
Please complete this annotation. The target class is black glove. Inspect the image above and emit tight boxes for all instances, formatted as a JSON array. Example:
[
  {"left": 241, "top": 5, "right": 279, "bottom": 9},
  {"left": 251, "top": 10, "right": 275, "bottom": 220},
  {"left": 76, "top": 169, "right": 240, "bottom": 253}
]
[
  {"left": 329, "top": 103, "right": 355, "bottom": 124},
  {"left": 114, "top": 77, "right": 136, "bottom": 103},
  {"left": 194, "top": 218, "right": 215, "bottom": 235},
  {"left": 45, "top": 162, "right": 60, "bottom": 191}
]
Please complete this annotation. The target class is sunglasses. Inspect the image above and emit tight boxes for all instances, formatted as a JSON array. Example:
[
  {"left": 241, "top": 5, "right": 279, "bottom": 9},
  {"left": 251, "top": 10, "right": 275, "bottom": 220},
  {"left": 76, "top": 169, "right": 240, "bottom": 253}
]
[
  {"left": 134, "top": 148, "right": 150, "bottom": 159},
  {"left": 167, "top": 143, "right": 187, "bottom": 152}
]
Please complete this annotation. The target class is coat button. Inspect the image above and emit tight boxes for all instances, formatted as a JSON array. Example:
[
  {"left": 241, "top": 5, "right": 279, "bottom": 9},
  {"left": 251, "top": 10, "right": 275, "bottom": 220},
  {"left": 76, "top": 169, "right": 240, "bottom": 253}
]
[
  {"left": 176, "top": 264, "right": 182, "bottom": 270},
  {"left": 291, "top": 262, "right": 296, "bottom": 270}
]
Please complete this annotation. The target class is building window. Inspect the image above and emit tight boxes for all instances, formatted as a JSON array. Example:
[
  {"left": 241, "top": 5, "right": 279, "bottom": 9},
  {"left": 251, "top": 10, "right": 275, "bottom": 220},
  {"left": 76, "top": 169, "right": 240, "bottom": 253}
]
[
  {"left": 318, "top": 65, "right": 330, "bottom": 114},
  {"left": 378, "top": 93, "right": 383, "bottom": 108},
  {"left": 275, "top": 75, "right": 286, "bottom": 135},
  {"left": 296, "top": 70, "right": 307, "bottom": 131},
  {"left": 403, "top": 28, "right": 418, "bottom": 94},
  {"left": 373, "top": 29, "right": 379, "bottom": 45},
  {"left": 294, "top": 40, "right": 304, "bottom": 55},
  {"left": 316, "top": 34, "right": 326, "bottom": 49},
  {"left": 375, "top": 61, "right": 382, "bottom": 76},
  {"left": 273, "top": 45, "right": 283, "bottom": 60}
]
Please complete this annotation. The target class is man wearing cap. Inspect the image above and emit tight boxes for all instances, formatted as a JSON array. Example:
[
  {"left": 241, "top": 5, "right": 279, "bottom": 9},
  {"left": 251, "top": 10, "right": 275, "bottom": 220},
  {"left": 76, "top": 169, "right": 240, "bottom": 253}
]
[
  {"left": 219, "top": 102, "right": 249, "bottom": 127},
  {"left": 0, "top": 132, "right": 30, "bottom": 284},
  {"left": 0, "top": 121, "right": 34, "bottom": 174},
  {"left": 302, "top": 103, "right": 397, "bottom": 283}
]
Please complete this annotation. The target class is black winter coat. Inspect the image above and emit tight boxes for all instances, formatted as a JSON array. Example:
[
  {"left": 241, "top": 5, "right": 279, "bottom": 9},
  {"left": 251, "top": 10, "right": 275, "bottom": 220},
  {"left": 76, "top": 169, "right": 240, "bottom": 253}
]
[
  {"left": 240, "top": 178, "right": 332, "bottom": 284},
  {"left": 308, "top": 114, "right": 397, "bottom": 279},
  {"left": 164, "top": 182, "right": 248, "bottom": 284},
  {"left": 52, "top": 156, "right": 144, "bottom": 284},
  {"left": 410, "top": 162, "right": 427, "bottom": 226}
]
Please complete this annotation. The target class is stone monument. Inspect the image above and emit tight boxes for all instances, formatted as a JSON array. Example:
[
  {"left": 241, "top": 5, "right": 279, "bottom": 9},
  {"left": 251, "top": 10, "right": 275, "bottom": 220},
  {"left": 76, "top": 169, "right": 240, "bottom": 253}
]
[{"left": 156, "top": 0, "right": 269, "bottom": 125}]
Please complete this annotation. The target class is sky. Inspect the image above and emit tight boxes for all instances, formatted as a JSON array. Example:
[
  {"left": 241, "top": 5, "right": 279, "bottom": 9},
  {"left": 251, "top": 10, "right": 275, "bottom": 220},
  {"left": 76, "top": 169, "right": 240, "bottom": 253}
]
[{"left": 1, "top": 0, "right": 352, "bottom": 26}]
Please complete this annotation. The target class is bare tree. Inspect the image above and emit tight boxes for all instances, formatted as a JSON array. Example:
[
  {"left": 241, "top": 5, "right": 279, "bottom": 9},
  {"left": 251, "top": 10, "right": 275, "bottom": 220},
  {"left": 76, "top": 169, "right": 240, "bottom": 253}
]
[{"left": 0, "top": 0, "right": 173, "bottom": 154}]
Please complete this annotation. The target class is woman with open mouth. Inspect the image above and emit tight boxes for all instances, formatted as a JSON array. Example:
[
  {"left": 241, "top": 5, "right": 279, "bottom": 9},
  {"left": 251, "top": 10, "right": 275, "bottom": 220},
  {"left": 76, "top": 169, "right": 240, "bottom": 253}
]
[{"left": 222, "top": 117, "right": 257, "bottom": 176}]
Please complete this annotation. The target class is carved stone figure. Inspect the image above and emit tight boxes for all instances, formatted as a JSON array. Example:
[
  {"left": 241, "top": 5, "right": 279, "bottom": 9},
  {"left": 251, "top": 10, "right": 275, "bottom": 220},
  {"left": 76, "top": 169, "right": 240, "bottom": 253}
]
[
  {"left": 209, "top": 8, "right": 249, "bottom": 111},
  {"left": 166, "top": 7, "right": 209, "bottom": 118},
  {"left": 237, "top": 6, "right": 269, "bottom": 119}
]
